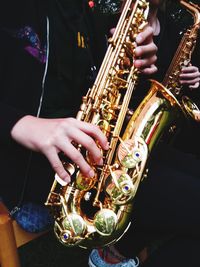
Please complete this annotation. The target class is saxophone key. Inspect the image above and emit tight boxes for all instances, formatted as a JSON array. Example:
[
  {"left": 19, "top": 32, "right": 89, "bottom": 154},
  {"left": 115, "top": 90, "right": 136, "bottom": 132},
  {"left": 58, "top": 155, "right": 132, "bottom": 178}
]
[
  {"left": 117, "top": 138, "right": 145, "bottom": 169},
  {"left": 94, "top": 208, "right": 118, "bottom": 236},
  {"left": 105, "top": 169, "right": 136, "bottom": 205},
  {"left": 55, "top": 213, "right": 86, "bottom": 246},
  {"left": 75, "top": 170, "right": 97, "bottom": 191}
]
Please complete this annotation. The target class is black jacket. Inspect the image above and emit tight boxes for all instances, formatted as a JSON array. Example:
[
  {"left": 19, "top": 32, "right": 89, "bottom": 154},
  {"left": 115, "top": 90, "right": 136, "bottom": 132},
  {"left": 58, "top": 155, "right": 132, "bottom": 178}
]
[{"left": 0, "top": 0, "right": 94, "bottom": 208}]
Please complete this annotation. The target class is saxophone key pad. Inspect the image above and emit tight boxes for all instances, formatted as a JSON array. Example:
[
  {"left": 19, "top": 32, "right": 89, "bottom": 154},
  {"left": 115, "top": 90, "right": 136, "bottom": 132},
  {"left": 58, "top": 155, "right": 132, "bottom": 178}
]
[
  {"left": 118, "top": 139, "right": 145, "bottom": 169},
  {"left": 94, "top": 209, "right": 118, "bottom": 236},
  {"left": 105, "top": 170, "right": 136, "bottom": 205},
  {"left": 55, "top": 213, "right": 87, "bottom": 246}
]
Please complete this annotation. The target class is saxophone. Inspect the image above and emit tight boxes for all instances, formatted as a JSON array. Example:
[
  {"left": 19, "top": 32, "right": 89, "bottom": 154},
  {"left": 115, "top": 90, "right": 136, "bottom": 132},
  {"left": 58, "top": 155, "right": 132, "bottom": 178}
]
[
  {"left": 45, "top": 0, "right": 200, "bottom": 249},
  {"left": 124, "top": 0, "right": 200, "bottom": 160},
  {"left": 46, "top": 0, "right": 150, "bottom": 248}
]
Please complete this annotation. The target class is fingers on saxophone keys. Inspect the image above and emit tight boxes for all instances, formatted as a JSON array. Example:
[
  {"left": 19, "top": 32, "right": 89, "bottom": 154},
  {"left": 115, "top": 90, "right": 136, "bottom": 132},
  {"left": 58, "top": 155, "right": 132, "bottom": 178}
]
[
  {"left": 46, "top": 148, "right": 71, "bottom": 185},
  {"left": 180, "top": 66, "right": 200, "bottom": 87},
  {"left": 134, "top": 25, "right": 157, "bottom": 74},
  {"left": 135, "top": 43, "right": 158, "bottom": 59},
  {"left": 63, "top": 142, "right": 95, "bottom": 178},
  {"left": 75, "top": 121, "right": 110, "bottom": 151},
  {"left": 180, "top": 77, "right": 200, "bottom": 87},
  {"left": 180, "top": 71, "right": 200, "bottom": 79},
  {"left": 135, "top": 55, "right": 157, "bottom": 74},
  {"left": 87, "top": 127, "right": 109, "bottom": 151},
  {"left": 141, "top": 64, "right": 158, "bottom": 75},
  {"left": 189, "top": 82, "right": 200, "bottom": 89},
  {"left": 134, "top": 47, "right": 157, "bottom": 74},
  {"left": 136, "top": 26, "right": 154, "bottom": 45},
  {"left": 70, "top": 127, "right": 105, "bottom": 166},
  {"left": 181, "top": 65, "right": 199, "bottom": 73}
]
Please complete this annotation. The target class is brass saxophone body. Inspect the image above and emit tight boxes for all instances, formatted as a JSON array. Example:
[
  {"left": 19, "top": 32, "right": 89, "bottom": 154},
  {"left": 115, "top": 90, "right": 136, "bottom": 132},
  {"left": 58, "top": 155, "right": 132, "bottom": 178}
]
[
  {"left": 124, "top": 0, "right": 200, "bottom": 183},
  {"left": 45, "top": 0, "right": 200, "bottom": 250},
  {"left": 46, "top": 0, "right": 150, "bottom": 249}
]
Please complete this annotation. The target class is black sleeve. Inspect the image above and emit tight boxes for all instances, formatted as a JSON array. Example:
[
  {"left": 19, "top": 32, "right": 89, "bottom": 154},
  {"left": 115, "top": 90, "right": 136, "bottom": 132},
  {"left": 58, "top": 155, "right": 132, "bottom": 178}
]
[
  {"left": 0, "top": 1, "right": 42, "bottom": 143},
  {"left": 0, "top": 103, "right": 27, "bottom": 144}
]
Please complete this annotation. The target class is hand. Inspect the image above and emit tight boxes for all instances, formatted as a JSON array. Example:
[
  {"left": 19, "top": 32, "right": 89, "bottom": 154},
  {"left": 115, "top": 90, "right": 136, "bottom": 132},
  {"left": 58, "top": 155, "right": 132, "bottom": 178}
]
[
  {"left": 179, "top": 65, "right": 200, "bottom": 89},
  {"left": 110, "top": 25, "right": 158, "bottom": 75},
  {"left": 11, "top": 116, "right": 109, "bottom": 184},
  {"left": 134, "top": 25, "right": 158, "bottom": 75}
]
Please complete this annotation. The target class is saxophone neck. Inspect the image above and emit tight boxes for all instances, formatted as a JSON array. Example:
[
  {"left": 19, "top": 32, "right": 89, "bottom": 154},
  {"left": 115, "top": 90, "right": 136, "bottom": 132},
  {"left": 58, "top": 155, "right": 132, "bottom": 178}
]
[
  {"left": 162, "top": 0, "right": 200, "bottom": 92},
  {"left": 180, "top": 0, "right": 200, "bottom": 27}
]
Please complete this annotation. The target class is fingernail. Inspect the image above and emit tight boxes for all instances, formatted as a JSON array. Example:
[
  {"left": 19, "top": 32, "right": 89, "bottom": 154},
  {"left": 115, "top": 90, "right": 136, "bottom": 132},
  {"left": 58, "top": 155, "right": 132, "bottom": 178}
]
[
  {"left": 89, "top": 169, "right": 95, "bottom": 178},
  {"left": 55, "top": 173, "right": 68, "bottom": 186},
  {"left": 135, "top": 47, "right": 141, "bottom": 56},
  {"left": 105, "top": 142, "right": 110, "bottom": 150},
  {"left": 136, "top": 35, "right": 142, "bottom": 44},
  {"left": 134, "top": 60, "right": 142, "bottom": 68},
  {"left": 98, "top": 158, "right": 103, "bottom": 165}
]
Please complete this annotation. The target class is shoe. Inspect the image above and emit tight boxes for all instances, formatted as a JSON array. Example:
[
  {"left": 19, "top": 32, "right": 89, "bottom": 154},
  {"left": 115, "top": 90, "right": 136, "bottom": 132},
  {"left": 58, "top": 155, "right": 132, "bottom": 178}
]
[{"left": 88, "top": 249, "right": 140, "bottom": 267}]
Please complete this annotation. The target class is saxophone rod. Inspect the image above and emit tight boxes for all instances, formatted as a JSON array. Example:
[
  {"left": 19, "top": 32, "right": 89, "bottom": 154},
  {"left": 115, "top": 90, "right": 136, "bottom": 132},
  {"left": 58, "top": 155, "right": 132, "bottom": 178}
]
[
  {"left": 180, "top": 0, "right": 200, "bottom": 26},
  {"left": 91, "top": 0, "right": 133, "bottom": 96},
  {"left": 93, "top": 0, "right": 146, "bottom": 104}
]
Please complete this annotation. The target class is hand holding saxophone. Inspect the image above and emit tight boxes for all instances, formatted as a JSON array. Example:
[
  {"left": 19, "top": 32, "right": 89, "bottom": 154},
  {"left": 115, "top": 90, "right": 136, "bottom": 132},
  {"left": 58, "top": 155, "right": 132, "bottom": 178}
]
[
  {"left": 11, "top": 116, "right": 109, "bottom": 183},
  {"left": 134, "top": 25, "right": 158, "bottom": 75},
  {"left": 110, "top": 25, "right": 158, "bottom": 75},
  {"left": 11, "top": 26, "right": 158, "bottom": 184},
  {"left": 179, "top": 65, "right": 200, "bottom": 89}
]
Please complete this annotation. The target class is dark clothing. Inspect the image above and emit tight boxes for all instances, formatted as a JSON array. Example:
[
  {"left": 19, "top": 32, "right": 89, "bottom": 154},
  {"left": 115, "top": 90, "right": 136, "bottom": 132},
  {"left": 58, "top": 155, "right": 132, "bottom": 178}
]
[
  {"left": 0, "top": 0, "right": 94, "bottom": 208},
  {"left": 41, "top": 0, "right": 94, "bottom": 118},
  {"left": 141, "top": 236, "right": 200, "bottom": 267}
]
